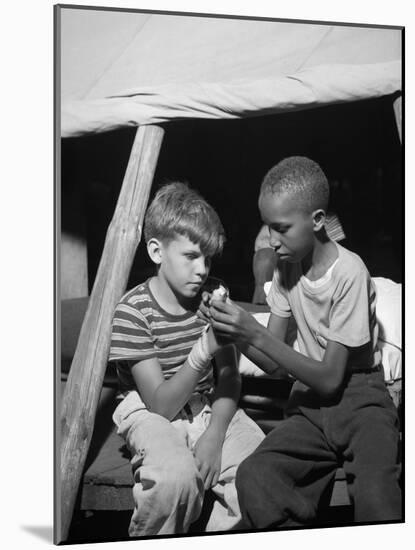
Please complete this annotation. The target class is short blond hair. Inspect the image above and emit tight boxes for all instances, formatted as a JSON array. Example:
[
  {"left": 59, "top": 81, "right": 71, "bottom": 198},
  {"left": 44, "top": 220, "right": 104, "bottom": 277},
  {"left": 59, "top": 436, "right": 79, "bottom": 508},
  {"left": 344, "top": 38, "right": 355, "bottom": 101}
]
[{"left": 144, "top": 182, "right": 225, "bottom": 257}]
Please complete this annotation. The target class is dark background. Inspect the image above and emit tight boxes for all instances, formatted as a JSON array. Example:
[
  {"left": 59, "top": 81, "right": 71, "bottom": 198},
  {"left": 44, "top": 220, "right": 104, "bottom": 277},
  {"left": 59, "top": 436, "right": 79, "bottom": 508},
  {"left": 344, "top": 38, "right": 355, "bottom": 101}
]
[{"left": 61, "top": 92, "right": 402, "bottom": 302}]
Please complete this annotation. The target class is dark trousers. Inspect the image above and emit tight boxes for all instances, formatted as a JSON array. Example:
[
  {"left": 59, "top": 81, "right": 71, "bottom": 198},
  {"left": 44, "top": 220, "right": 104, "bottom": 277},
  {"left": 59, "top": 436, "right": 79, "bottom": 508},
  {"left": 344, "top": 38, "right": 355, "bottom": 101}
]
[{"left": 236, "top": 370, "right": 401, "bottom": 528}]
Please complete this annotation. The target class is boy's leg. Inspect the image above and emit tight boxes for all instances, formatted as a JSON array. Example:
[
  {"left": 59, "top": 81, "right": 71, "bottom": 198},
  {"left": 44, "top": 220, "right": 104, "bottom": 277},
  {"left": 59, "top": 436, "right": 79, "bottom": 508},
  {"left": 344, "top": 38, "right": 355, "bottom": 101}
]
[
  {"left": 340, "top": 372, "right": 402, "bottom": 523},
  {"left": 114, "top": 393, "right": 204, "bottom": 536},
  {"left": 235, "top": 413, "right": 339, "bottom": 529},
  {"left": 205, "top": 408, "right": 265, "bottom": 532}
]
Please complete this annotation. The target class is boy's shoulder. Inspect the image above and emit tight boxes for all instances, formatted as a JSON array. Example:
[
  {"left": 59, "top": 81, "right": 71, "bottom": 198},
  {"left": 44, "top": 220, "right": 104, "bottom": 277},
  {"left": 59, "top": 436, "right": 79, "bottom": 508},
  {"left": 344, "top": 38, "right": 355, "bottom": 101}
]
[
  {"left": 335, "top": 243, "right": 370, "bottom": 280},
  {"left": 116, "top": 279, "right": 152, "bottom": 311}
]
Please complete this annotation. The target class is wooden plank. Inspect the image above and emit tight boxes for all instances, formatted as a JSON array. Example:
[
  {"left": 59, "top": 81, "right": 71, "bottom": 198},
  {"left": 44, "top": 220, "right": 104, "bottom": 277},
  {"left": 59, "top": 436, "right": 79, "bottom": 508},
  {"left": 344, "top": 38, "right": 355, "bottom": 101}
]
[
  {"left": 329, "top": 469, "right": 350, "bottom": 507},
  {"left": 82, "top": 483, "right": 134, "bottom": 511},
  {"left": 59, "top": 124, "right": 165, "bottom": 542},
  {"left": 81, "top": 428, "right": 135, "bottom": 511},
  {"left": 84, "top": 430, "right": 132, "bottom": 486}
]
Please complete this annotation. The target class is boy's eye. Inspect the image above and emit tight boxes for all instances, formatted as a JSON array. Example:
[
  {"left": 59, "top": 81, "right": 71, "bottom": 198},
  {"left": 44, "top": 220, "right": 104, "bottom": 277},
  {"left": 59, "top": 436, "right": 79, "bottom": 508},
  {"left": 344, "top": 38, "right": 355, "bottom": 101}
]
[{"left": 270, "top": 225, "right": 288, "bottom": 234}]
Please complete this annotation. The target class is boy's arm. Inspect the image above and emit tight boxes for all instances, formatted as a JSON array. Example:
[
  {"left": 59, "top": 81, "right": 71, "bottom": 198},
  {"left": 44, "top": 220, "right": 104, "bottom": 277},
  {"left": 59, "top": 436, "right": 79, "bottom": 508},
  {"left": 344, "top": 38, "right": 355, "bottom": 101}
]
[
  {"left": 236, "top": 312, "right": 290, "bottom": 377},
  {"left": 255, "top": 329, "right": 349, "bottom": 397},
  {"left": 131, "top": 357, "right": 203, "bottom": 421},
  {"left": 207, "top": 344, "right": 241, "bottom": 438},
  {"left": 131, "top": 326, "right": 219, "bottom": 421},
  {"left": 193, "top": 344, "right": 240, "bottom": 489},
  {"left": 210, "top": 300, "right": 349, "bottom": 398}
]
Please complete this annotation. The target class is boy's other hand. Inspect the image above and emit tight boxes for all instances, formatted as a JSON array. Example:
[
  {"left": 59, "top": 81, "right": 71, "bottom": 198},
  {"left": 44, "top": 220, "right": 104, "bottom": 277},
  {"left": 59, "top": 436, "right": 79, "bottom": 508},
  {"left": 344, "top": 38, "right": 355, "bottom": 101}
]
[{"left": 193, "top": 430, "right": 223, "bottom": 490}]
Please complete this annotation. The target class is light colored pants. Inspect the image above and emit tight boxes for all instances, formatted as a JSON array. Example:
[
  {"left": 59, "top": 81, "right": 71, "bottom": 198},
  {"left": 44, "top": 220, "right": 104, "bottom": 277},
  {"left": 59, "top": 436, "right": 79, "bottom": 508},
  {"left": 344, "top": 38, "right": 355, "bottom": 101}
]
[{"left": 113, "top": 391, "right": 265, "bottom": 536}]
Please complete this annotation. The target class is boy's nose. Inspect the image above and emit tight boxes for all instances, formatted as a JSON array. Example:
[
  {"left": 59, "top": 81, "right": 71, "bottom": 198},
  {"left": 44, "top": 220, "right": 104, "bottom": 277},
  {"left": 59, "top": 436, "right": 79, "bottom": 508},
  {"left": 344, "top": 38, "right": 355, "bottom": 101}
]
[
  {"left": 196, "top": 258, "right": 208, "bottom": 276},
  {"left": 269, "top": 233, "right": 281, "bottom": 250}
]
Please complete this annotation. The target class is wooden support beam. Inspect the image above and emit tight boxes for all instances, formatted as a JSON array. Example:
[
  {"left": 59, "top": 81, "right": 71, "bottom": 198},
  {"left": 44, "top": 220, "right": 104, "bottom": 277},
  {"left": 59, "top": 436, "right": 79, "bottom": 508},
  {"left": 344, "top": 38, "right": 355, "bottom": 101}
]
[{"left": 58, "top": 124, "right": 165, "bottom": 542}]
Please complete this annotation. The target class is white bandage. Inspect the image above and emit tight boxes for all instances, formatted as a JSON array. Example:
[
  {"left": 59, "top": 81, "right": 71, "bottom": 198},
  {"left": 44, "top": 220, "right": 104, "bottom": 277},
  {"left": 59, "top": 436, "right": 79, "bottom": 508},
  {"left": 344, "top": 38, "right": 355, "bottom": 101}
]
[
  {"left": 187, "top": 330, "right": 212, "bottom": 373},
  {"left": 211, "top": 284, "right": 228, "bottom": 302}
]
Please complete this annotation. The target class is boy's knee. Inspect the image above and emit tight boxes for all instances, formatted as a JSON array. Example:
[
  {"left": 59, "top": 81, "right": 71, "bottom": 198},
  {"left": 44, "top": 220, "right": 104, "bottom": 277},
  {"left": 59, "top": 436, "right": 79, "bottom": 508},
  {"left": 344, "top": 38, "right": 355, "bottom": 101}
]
[
  {"left": 174, "top": 459, "right": 203, "bottom": 493},
  {"left": 152, "top": 458, "right": 203, "bottom": 501}
]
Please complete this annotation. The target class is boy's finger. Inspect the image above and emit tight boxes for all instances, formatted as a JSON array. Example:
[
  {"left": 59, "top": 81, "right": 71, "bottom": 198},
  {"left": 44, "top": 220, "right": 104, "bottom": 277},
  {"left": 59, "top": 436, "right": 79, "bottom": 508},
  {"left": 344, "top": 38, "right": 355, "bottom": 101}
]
[
  {"left": 197, "top": 307, "right": 210, "bottom": 319},
  {"left": 199, "top": 301, "right": 210, "bottom": 314},
  {"left": 211, "top": 470, "right": 220, "bottom": 487},
  {"left": 197, "top": 463, "right": 208, "bottom": 483},
  {"left": 211, "top": 320, "right": 236, "bottom": 335},
  {"left": 210, "top": 299, "right": 231, "bottom": 312},
  {"left": 204, "top": 470, "right": 214, "bottom": 490},
  {"left": 197, "top": 310, "right": 210, "bottom": 322},
  {"left": 209, "top": 307, "right": 235, "bottom": 324},
  {"left": 194, "top": 456, "right": 202, "bottom": 471}
]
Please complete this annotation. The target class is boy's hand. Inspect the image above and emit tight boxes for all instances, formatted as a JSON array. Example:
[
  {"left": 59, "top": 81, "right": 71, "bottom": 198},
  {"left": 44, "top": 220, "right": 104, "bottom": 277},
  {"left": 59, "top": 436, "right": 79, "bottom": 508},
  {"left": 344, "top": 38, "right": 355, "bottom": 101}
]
[
  {"left": 205, "top": 324, "right": 221, "bottom": 356},
  {"left": 209, "top": 300, "right": 262, "bottom": 345},
  {"left": 198, "top": 292, "right": 232, "bottom": 348},
  {"left": 197, "top": 291, "right": 212, "bottom": 323},
  {"left": 193, "top": 430, "right": 223, "bottom": 490}
]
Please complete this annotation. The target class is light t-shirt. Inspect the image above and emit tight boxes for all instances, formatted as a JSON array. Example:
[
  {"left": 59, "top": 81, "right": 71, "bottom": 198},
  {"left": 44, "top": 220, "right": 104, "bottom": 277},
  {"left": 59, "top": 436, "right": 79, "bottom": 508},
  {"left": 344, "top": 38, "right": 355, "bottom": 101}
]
[{"left": 267, "top": 242, "right": 381, "bottom": 371}]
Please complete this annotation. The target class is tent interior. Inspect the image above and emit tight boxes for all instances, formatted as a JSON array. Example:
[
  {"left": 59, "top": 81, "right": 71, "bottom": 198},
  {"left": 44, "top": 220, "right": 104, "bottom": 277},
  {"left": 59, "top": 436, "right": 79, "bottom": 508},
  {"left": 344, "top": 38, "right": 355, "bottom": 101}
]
[{"left": 62, "top": 92, "right": 402, "bottom": 303}]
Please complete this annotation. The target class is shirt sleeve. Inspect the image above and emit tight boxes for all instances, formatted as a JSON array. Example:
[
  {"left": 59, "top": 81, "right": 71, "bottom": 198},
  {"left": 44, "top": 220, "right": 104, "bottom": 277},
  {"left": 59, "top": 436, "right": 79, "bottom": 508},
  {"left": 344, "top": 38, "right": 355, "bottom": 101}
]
[
  {"left": 109, "top": 302, "right": 156, "bottom": 362},
  {"left": 266, "top": 263, "right": 292, "bottom": 318},
  {"left": 328, "top": 268, "right": 374, "bottom": 348}
]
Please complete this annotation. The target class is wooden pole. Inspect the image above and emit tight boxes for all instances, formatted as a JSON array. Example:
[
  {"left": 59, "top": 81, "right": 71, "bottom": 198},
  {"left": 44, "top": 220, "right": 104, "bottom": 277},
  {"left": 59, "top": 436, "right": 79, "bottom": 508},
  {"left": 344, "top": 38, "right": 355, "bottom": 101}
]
[{"left": 59, "top": 124, "right": 165, "bottom": 541}]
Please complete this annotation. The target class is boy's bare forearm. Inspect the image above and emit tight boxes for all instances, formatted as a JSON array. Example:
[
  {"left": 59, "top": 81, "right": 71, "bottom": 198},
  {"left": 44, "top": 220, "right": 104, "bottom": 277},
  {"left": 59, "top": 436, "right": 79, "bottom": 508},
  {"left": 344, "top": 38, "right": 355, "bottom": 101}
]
[
  {"left": 253, "top": 326, "right": 348, "bottom": 397},
  {"left": 209, "top": 373, "right": 240, "bottom": 439},
  {"left": 208, "top": 349, "right": 241, "bottom": 438},
  {"left": 237, "top": 343, "right": 286, "bottom": 377},
  {"left": 149, "top": 363, "right": 207, "bottom": 420},
  {"left": 149, "top": 327, "right": 220, "bottom": 419}
]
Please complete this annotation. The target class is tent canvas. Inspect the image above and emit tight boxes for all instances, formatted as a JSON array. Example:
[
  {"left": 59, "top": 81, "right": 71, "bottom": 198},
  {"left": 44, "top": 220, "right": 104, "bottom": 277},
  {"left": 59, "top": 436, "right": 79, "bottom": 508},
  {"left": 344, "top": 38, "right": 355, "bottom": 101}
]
[{"left": 60, "top": 9, "right": 401, "bottom": 136}]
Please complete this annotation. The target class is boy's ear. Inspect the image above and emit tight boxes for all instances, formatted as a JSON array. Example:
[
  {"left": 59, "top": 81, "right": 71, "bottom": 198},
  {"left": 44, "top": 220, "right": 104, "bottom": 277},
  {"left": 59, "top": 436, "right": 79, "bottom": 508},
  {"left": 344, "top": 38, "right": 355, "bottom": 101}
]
[
  {"left": 147, "top": 238, "right": 163, "bottom": 264},
  {"left": 312, "top": 209, "right": 326, "bottom": 232}
]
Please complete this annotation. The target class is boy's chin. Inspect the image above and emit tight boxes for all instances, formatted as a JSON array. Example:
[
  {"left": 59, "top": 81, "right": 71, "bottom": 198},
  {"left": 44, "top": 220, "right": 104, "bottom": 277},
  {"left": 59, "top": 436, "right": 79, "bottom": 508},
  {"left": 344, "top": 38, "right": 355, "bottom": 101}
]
[{"left": 182, "top": 286, "right": 201, "bottom": 298}]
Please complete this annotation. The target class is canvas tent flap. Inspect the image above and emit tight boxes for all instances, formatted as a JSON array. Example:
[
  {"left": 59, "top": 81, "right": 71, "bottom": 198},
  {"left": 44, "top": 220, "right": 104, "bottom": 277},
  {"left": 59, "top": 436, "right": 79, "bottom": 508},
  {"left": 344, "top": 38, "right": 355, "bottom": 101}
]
[
  {"left": 60, "top": 9, "right": 402, "bottom": 137},
  {"left": 62, "top": 61, "right": 401, "bottom": 137}
]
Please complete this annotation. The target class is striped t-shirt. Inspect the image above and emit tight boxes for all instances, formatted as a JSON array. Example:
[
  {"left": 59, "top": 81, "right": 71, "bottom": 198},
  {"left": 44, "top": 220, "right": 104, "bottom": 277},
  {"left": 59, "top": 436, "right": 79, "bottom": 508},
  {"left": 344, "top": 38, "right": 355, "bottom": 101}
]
[{"left": 109, "top": 279, "right": 214, "bottom": 396}]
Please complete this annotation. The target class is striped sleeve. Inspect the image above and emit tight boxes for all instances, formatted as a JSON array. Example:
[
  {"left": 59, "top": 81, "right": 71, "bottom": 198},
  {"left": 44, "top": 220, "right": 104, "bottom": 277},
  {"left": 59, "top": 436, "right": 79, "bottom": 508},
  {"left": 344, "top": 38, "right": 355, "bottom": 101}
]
[{"left": 109, "top": 301, "right": 156, "bottom": 362}]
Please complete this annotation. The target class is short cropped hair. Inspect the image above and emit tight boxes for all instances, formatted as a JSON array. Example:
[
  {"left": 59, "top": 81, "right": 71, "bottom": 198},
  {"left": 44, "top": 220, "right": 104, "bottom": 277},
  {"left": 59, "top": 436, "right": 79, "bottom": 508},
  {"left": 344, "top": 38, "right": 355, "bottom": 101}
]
[
  {"left": 260, "top": 156, "right": 329, "bottom": 212},
  {"left": 144, "top": 182, "right": 225, "bottom": 257}
]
